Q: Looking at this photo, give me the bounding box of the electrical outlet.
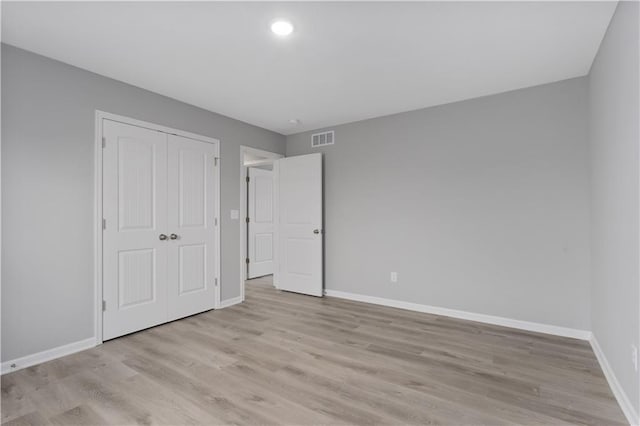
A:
[632,345,638,372]
[390,272,398,283]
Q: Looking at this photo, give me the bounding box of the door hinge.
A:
[102,137,106,148]
[245,217,250,223]
[102,218,106,230]
[246,258,250,264]
[102,300,106,312]
[246,176,250,183]
[214,157,218,167]
[214,278,218,287]
[214,217,218,226]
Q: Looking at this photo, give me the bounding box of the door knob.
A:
[313,229,320,234]
[159,234,168,241]
[170,233,178,240]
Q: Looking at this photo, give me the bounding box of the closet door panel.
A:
[102,119,169,340]
[167,134,218,320]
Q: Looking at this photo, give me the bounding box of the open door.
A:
[275,153,323,297]
[248,167,275,278]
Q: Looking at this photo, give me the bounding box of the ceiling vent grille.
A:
[311,130,334,148]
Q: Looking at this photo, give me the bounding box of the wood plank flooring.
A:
[2,276,627,425]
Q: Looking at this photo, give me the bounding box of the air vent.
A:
[311,130,334,148]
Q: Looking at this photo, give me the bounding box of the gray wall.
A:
[588,1,640,417]
[1,44,285,362]
[287,77,591,330]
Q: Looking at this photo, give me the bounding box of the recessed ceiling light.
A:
[271,20,294,36]
[288,119,301,125]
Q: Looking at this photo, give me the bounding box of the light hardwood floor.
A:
[2,276,627,425]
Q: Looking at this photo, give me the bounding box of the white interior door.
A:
[102,117,219,341]
[248,167,275,278]
[276,153,323,297]
[167,134,218,321]
[103,119,169,340]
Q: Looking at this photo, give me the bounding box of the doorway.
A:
[239,146,283,301]
[239,147,325,301]
[247,165,276,279]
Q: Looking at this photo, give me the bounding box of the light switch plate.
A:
[230,209,239,220]
[390,272,398,283]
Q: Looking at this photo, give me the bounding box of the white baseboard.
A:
[2,295,245,375]
[590,336,639,426]
[1,337,96,375]
[0,295,634,426]
[327,289,638,424]
[218,296,243,309]
[324,289,592,340]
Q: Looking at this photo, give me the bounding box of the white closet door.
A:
[166,134,218,321]
[276,153,323,297]
[248,167,275,278]
[103,120,169,340]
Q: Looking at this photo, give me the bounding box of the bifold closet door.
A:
[102,119,169,340]
[166,134,217,321]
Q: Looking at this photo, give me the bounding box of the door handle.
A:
[313,229,321,234]
[170,233,178,240]
[159,234,168,241]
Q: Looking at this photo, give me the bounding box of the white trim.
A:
[97,111,220,146]
[94,112,103,346]
[590,335,639,426]
[244,158,276,167]
[213,146,221,309]
[94,110,221,344]
[272,159,280,290]
[1,338,96,375]
[218,296,243,309]
[239,146,283,302]
[324,289,592,340]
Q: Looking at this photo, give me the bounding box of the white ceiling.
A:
[2,1,616,135]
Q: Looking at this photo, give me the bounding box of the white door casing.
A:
[101,115,219,341]
[248,167,275,278]
[102,119,169,340]
[276,153,323,297]
[167,134,218,321]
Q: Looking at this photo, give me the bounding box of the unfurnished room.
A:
[1,1,639,425]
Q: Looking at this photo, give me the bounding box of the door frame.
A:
[94,110,221,345]
[247,167,275,280]
[239,146,283,302]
